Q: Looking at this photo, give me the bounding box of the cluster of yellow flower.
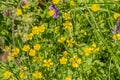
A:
[83,43,100,56]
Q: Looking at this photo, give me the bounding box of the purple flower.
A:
[49,4,59,19]
[20,0,27,6]
[3,11,9,17]
[113,16,120,34]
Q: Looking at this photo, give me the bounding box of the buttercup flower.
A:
[32,71,42,79]
[16,9,22,16]
[43,59,53,67]
[33,44,41,51]
[52,0,60,4]
[3,71,11,78]
[64,77,72,80]
[91,4,99,12]
[113,13,120,19]
[59,57,67,64]
[29,49,36,57]
[22,44,30,52]
[49,4,59,18]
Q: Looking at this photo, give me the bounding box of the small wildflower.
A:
[38,25,45,33]
[52,0,60,4]
[63,21,72,29]
[70,55,81,68]
[114,0,119,2]
[22,4,28,9]
[32,26,39,35]
[16,9,22,16]
[113,13,120,19]
[113,33,120,40]
[4,46,10,51]
[80,29,87,35]
[22,45,30,52]
[59,57,67,64]
[29,49,36,57]
[54,27,59,34]
[3,71,11,78]
[66,39,75,47]
[19,72,27,79]
[43,59,53,67]
[9,77,15,80]
[83,47,92,56]
[33,44,41,51]
[26,33,33,40]
[11,47,20,56]
[70,1,75,6]
[62,11,71,20]
[64,77,72,80]
[57,37,66,43]
[32,71,42,79]
[91,4,99,12]
[49,4,59,18]
[7,54,14,61]
[63,51,68,56]
[48,10,54,16]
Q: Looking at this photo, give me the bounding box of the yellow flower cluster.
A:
[48,10,54,16]
[70,55,81,68]
[22,43,41,57]
[113,33,120,40]
[63,21,72,29]
[19,72,27,79]
[70,0,75,6]
[65,77,72,80]
[83,43,100,56]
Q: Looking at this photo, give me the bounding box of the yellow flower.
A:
[43,59,53,67]
[66,39,75,47]
[54,27,59,34]
[114,0,119,2]
[69,55,81,68]
[92,43,96,48]
[7,54,14,61]
[19,72,27,79]
[59,57,67,64]
[22,44,30,52]
[62,11,71,20]
[52,0,60,4]
[9,77,14,80]
[4,46,10,51]
[32,26,39,35]
[113,13,120,19]
[113,33,120,40]
[91,4,99,12]
[3,71,11,78]
[32,71,42,79]
[63,21,72,29]
[83,47,92,56]
[29,49,36,57]
[32,56,43,63]
[26,33,33,40]
[48,10,54,16]
[11,47,20,56]
[22,4,29,9]
[38,25,45,33]
[70,1,75,6]
[16,9,22,16]
[63,51,68,56]
[57,37,66,43]
[33,44,41,51]
[64,77,72,80]
[80,29,87,35]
